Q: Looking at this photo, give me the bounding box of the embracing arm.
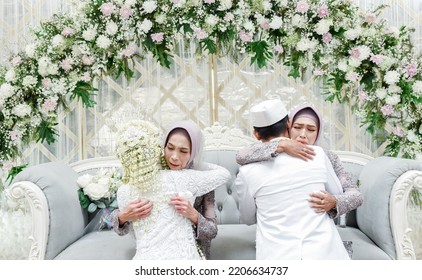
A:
[325,150,363,218]
[194,191,218,241]
[236,140,315,166]
[175,162,231,197]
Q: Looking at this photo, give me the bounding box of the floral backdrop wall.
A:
[0,0,421,259]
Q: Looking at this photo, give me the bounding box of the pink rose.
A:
[100,2,115,16]
[358,91,369,101]
[381,104,394,116]
[195,29,208,40]
[370,55,384,65]
[151,32,164,43]
[404,63,418,78]
[120,6,133,19]
[296,1,310,14]
[322,33,332,44]
[239,31,252,43]
[317,5,329,18]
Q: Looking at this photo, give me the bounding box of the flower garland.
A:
[0,0,421,185]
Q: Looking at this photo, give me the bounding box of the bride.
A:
[115,120,230,260]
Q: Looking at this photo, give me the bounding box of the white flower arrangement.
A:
[0,0,421,180]
[77,168,122,213]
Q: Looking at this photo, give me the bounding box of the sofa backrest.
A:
[13,162,88,260]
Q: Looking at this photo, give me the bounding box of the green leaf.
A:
[199,38,217,54]
[6,163,28,184]
[109,199,118,208]
[36,120,59,145]
[70,81,97,108]
[246,40,273,68]
[78,190,90,209]
[96,201,106,209]
[143,36,172,68]
[88,203,98,213]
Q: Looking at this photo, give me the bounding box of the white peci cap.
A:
[250,99,288,128]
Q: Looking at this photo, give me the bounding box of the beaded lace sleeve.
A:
[236,142,278,165]
[168,162,231,197]
[325,150,363,218]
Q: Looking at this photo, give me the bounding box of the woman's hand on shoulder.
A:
[170,195,199,225]
[118,199,153,225]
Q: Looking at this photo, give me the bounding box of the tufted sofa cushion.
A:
[203,150,241,224]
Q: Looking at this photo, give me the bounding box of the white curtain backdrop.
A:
[0,0,421,259]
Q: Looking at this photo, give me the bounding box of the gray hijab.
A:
[164,120,204,169]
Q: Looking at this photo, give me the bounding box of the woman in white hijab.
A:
[110,120,226,259]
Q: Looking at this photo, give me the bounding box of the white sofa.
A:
[9,123,422,260]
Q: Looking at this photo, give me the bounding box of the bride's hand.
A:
[118,199,153,225]
[170,195,199,225]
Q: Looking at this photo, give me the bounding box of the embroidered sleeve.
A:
[171,162,231,197]
[325,150,364,218]
[109,208,131,236]
[195,191,218,241]
[236,142,278,165]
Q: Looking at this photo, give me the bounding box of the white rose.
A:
[155,14,166,24]
[385,94,400,106]
[263,0,272,11]
[376,88,387,99]
[12,103,31,117]
[0,83,15,99]
[5,69,16,82]
[315,19,330,35]
[38,57,49,76]
[22,76,38,88]
[344,28,361,40]
[412,80,422,94]
[384,70,400,85]
[348,57,361,68]
[96,35,112,49]
[97,177,110,187]
[84,183,109,201]
[25,44,36,58]
[388,85,402,94]
[219,0,232,10]
[269,16,283,30]
[244,21,254,31]
[77,174,93,188]
[143,1,157,13]
[296,38,317,52]
[125,0,137,6]
[406,130,419,143]
[139,19,152,33]
[48,63,59,76]
[338,59,348,72]
[106,21,118,36]
[82,28,97,41]
[291,15,306,28]
[205,15,219,26]
[52,34,65,48]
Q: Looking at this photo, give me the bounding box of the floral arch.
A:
[0,0,421,181]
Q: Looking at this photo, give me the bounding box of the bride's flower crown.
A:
[115,120,164,192]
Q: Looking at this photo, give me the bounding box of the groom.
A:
[235,99,349,260]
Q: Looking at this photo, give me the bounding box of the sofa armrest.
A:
[11,162,87,260]
[9,181,49,260]
[390,170,422,259]
[356,156,422,260]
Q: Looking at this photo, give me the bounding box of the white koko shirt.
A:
[236,146,350,260]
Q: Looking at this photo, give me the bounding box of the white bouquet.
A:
[77,168,122,213]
